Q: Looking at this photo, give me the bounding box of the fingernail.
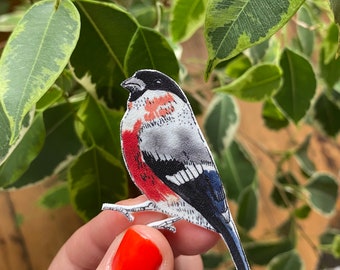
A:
[111,228,162,270]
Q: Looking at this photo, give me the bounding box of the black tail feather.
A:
[219,218,250,270]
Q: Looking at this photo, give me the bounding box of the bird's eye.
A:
[154,79,162,84]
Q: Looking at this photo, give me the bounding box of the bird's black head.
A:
[121,69,187,102]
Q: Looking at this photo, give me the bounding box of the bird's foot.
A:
[147,217,181,233]
[102,200,156,222]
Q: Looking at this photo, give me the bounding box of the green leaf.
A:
[15,213,24,227]
[71,0,178,108]
[204,94,239,156]
[313,92,340,137]
[274,48,316,123]
[225,54,252,79]
[0,114,45,187]
[237,185,258,231]
[0,108,35,165]
[129,0,157,28]
[320,228,340,245]
[268,250,303,270]
[170,0,207,42]
[9,101,82,188]
[216,140,256,201]
[271,172,299,208]
[296,6,314,57]
[202,252,225,268]
[320,229,340,258]
[75,95,123,158]
[294,134,316,176]
[245,238,294,265]
[68,146,128,221]
[321,23,339,65]
[0,105,21,163]
[277,218,296,240]
[36,85,63,112]
[262,98,289,130]
[304,172,338,215]
[204,0,304,77]
[124,26,179,80]
[0,0,80,144]
[38,182,70,209]
[330,0,340,25]
[185,91,203,115]
[294,204,311,219]
[71,0,135,107]
[320,40,340,90]
[332,235,340,258]
[249,39,270,64]
[215,64,282,101]
[55,68,77,94]
[262,37,282,64]
[0,10,25,32]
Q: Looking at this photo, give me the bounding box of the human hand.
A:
[49,195,220,270]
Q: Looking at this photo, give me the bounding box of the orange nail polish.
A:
[111,228,162,270]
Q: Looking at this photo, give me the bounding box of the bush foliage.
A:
[0,0,339,268]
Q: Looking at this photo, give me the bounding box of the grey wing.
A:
[139,122,217,184]
[140,121,228,217]
[140,123,213,162]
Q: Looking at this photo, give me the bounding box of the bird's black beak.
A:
[121,76,145,93]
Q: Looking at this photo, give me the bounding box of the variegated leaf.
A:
[0,0,80,147]
[204,0,304,78]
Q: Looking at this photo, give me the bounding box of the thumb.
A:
[97,225,174,270]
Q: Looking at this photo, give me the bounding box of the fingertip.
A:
[98,225,174,270]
